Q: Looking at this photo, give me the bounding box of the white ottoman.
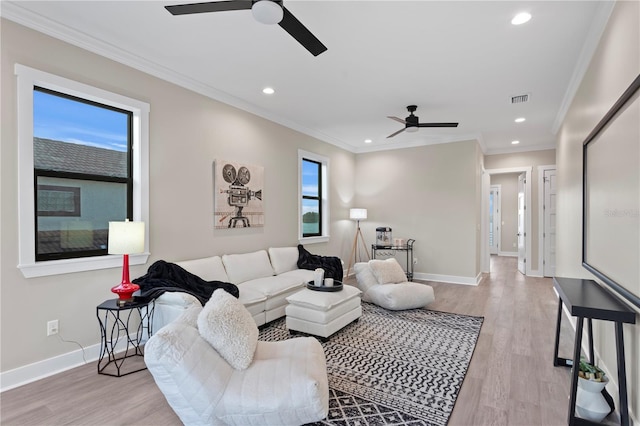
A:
[285,284,362,339]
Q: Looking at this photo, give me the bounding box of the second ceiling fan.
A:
[387,105,458,138]
[165,0,327,56]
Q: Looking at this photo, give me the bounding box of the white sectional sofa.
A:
[153,247,318,331]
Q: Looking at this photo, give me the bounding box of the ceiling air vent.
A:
[511,93,530,104]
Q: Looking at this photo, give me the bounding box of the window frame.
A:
[298,150,329,244]
[15,64,150,278]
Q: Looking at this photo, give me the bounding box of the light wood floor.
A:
[1,256,578,425]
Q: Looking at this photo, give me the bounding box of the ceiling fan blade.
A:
[165,1,252,15]
[417,122,459,128]
[387,128,406,138]
[387,116,407,124]
[279,7,327,56]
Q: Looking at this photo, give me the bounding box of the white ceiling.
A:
[2,1,613,154]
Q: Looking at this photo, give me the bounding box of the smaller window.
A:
[302,159,322,237]
[298,150,329,244]
[37,185,81,216]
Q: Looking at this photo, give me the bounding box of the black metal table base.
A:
[97,298,154,377]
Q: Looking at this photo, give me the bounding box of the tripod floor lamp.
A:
[346,208,370,278]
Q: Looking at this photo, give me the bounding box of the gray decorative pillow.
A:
[369,258,407,284]
[197,289,258,370]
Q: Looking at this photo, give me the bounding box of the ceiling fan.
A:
[387,105,459,138]
[165,0,327,56]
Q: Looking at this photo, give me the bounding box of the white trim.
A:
[498,251,518,257]
[0,329,148,392]
[551,2,615,134]
[484,143,556,156]
[485,167,533,276]
[537,165,556,278]
[298,150,330,244]
[14,64,150,277]
[416,272,483,286]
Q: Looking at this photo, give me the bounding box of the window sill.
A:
[18,252,150,278]
[299,236,330,245]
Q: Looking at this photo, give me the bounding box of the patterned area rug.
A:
[258,303,483,426]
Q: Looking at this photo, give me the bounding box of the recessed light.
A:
[515,117,526,123]
[511,12,531,25]
[364,139,372,144]
[262,87,275,95]
[511,140,520,145]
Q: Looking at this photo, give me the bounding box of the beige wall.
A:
[485,149,555,272]
[0,19,356,372]
[354,140,482,280]
[490,173,519,253]
[556,0,639,419]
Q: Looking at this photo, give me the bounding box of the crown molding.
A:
[551,1,615,135]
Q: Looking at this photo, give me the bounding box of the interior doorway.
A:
[517,173,526,274]
[489,185,501,255]
[483,167,532,275]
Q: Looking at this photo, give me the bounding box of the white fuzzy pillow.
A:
[369,258,407,284]
[197,289,258,370]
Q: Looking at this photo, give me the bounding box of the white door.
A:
[543,169,557,277]
[517,173,526,274]
[489,185,500,255]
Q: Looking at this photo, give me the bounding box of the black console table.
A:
[552,277,636,426]
[371,239,415,281]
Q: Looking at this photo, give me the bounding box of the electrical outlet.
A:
[47,320,59,336]
[413,257,418,265]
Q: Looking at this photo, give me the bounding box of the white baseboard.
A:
[415,272,482,286]
[1,343,100,392]
[498,251,518,257]
[0,332,146,393]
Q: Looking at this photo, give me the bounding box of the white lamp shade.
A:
[108,221,145,255]
[405,126,418,133]
[252,0,283,25]
[350,208,367,220]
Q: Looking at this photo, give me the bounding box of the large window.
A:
[298,150,329,243]
[33,87,132,261]
[16,64,150,277]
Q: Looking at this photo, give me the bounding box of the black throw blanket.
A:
[133,260,239,306]
[297,244,344,281]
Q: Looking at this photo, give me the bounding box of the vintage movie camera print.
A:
[214,160,264,229]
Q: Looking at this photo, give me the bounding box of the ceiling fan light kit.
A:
[252,0,283,24]
[386,105,459,138]
[165,0,327,56]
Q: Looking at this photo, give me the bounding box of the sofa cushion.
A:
[367,282,435,311]
[197,289,259,370]
[369,258,407,284]
[268,247,299,275]
[241,274,306,299]
[175,256,229,282]
[222,250,274,284]
[286,285,361,312]
[277,268,316,283]
[353,262,378,302]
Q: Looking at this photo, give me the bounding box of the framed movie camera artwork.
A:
[214,160,264,229]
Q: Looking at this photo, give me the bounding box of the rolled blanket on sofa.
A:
[297,244,344,281]
[133,260,239,305]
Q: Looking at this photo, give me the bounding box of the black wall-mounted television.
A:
[582,73,640,310]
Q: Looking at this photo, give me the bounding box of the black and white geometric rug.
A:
[259,303,484,426]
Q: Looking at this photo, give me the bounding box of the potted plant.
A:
[576,359,610,423]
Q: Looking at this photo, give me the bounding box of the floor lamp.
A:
[346,208,370,279]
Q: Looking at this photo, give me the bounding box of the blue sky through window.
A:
[302,159,320,215]
[33,89,129,152]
